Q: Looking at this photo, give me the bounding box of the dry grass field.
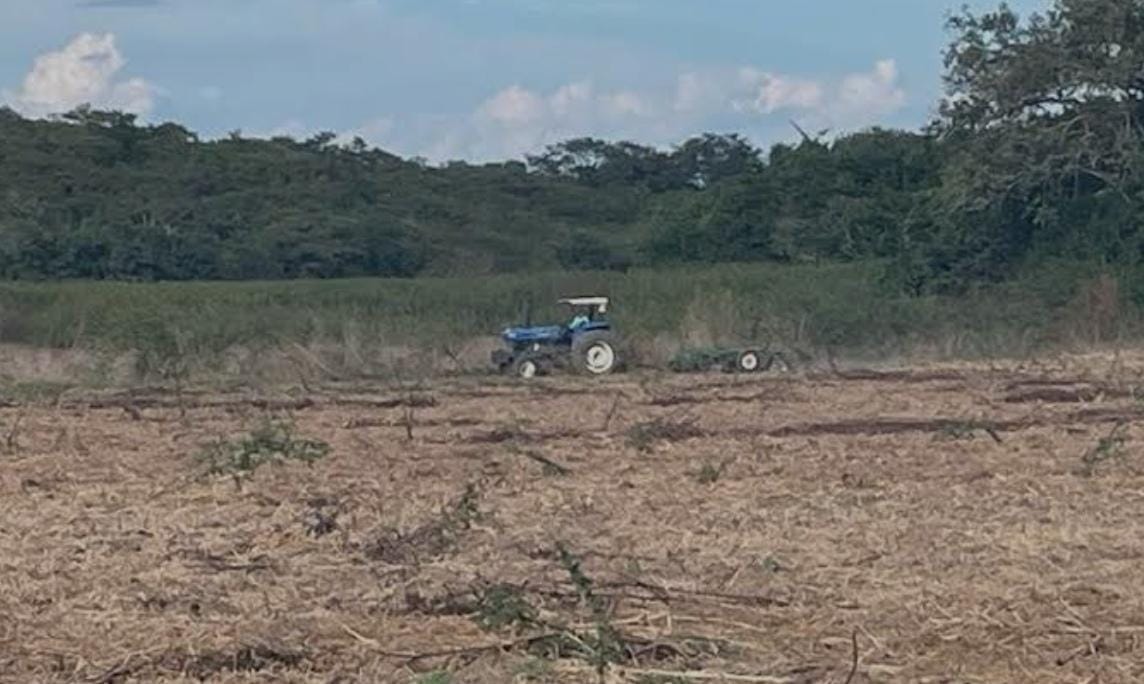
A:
[3,353,1144,683]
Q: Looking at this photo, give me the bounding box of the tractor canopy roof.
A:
[559,297,609,314]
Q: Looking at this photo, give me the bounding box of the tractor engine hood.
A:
[502,325,565,344]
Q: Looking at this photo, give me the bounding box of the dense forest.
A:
[1,0,1142,294]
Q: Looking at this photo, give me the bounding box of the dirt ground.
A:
[3,352,1144,683]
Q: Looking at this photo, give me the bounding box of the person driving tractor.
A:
[569,312,591,329]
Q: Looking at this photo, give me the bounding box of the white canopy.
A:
[559,297,609,313]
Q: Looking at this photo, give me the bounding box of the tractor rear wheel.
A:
[572,331,620,375]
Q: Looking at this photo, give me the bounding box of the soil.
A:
[3,352,1144,683]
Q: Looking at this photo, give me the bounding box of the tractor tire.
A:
[571,331,621,376]
[513,354,543,379]
[736,349,763,373]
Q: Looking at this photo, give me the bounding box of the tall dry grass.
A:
[0,259,1140,386]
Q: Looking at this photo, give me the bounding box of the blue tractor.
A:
[492,297,621,378]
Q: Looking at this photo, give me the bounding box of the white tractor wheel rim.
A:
[585,343,616,374]
[740,353,760,371]
[519,360,538,378]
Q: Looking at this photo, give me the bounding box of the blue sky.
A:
[0,0,1048,161]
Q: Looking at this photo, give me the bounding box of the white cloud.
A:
[674,59,909,140]
[602,90,650,117]
[549,82,592,118]
[450,80,661,159]
[2,33,157,117]
[687,59,907,127]
[476,85,547,125]
[836,59,906,118]
[341,59,909,162]
[734,67,825,114]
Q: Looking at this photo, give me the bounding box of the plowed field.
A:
[4,354,1144,683]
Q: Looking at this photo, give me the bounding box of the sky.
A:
[0,0,1049,162]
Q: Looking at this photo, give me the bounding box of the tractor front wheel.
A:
[513,355,543,379]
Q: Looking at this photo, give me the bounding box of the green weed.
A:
[758,555,783,574]
[197,418,330,477]
[557,544,626,671]
[695,459,731,484]
[465,544,632,676]
[474,584,537,632]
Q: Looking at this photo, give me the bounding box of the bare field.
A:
[3,354,1144,683]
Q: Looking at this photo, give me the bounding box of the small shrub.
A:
[197,419,330,477]
[758,554,783,573]
[465,545,669,676]
[557,544,627,670]
[695,459,730,484]
[415,672,452,684]
[365,484,482,564]
[475,583,537,631]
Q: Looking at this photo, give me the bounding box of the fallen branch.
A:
[54,393,436,412]
[843,629,859,684]
[83,396,317,411]
[519,449,571,476]
[91,658,140,684]
[602,392,623,431]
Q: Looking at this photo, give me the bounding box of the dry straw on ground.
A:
[2,352,1144,682]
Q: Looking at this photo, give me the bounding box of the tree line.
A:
[0,0,1140,294]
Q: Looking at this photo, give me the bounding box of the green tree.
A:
[927,0,1144,289]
